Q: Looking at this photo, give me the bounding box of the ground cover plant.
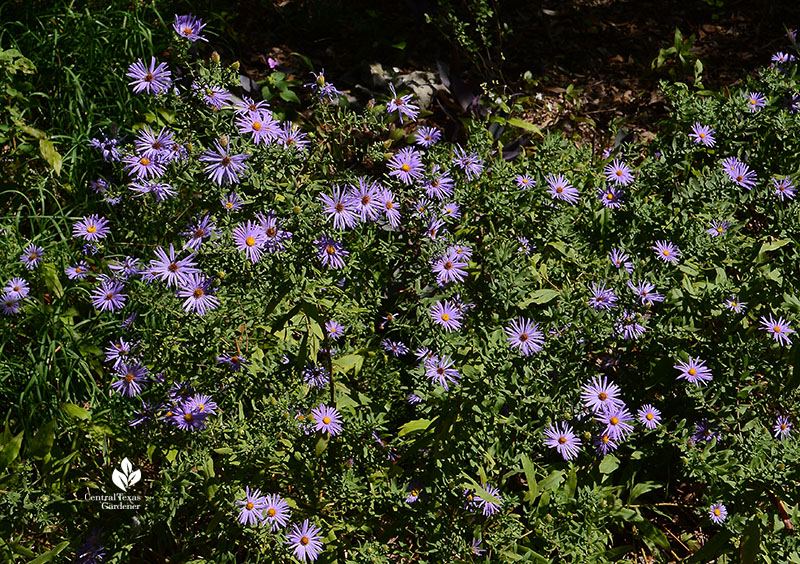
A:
[1,6,800,564]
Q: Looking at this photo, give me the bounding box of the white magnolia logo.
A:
[112,458,141,491]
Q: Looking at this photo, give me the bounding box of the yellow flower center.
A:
[326,245,335,255]
[775,326,782,333]
[441,313,449,321]
[616,170,623,176]
[386,201,393,210]
[87,225,97,233]
[193,288,204,298]
[713,508,721,515]
[663,250,670,256]
[699,133,706,138]
[646,413,654,420]
[606,193,614,200]
[556,186,563,193]
[245,236,256,246]
[184,27,193,35]
[267,508,276,517]
[300,536,310,546]
[75,267,82,273]
[401,164,410,172]
[602,435,610,443]
[125,373,134,382]
[322,416,331,424]
[225,202,234,209]
[252,122,262,131]
[246,502,254,510]
[688,368,696,376]
[140,157,150,165]
[610,417,619,425]
[184,413,193,421]
[558,436,567,444]
[716,227,723,232]
[198,404,205,411]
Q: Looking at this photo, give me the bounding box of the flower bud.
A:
[211,51,220,63]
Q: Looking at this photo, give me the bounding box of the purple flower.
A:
[637,404,662,429]
[515,174,535,189]
[148,244,200,288]
[314,234,348,269]
[302,365,330,389]
[325,320,345,340]
[199,142,250,185]
[123,153,166,180]
[707,220,730,237]
[616,310,646,340]
[674,356,713,386]
[0,294,21,316]
[474,484,502,517]
[236,110,280,145]
[598,186,624,208]
[72,215,110,242]
[126,57,171,95]
[91,279,127,312]
[177,273,219,316]
[774,415,792,441]
[236,487,268,526]
[194,83,232,110]
[626,280,664,306]
[430,299,463,332]
[129,400,156,427]
[423,166,455,200]
[88,129,122,162]
[709,503,728,524]
[471,538,486,556]
[759,314,794,346]
[311,404,342,436]
[221,192,244,212]
[173,14,207,42]
[729,161,757,190]
[170,401,209,431]
[129,180,176,201]
[505,317,544,356]
[723,295,746,313]
[379,188,401,227]
[257,210,293,253]
[182,214,216,250]
[425,354,460,390]
[388,147,424,185]
[236,96,269,115]
[453,146,484,180]
[319,184,359,230]
[543,422,582,461]
[382,339,409,357]
[3,277,29,299]
[110,362,149,397]
[217,354,248,372]
[772,176,796,201]
[609,248,633,273]
[306,68,344,102]
[603,159,633,186]
[772,51,796,64]
[348,177,382,222]
[652,240,680,264]
[593,434,619,456]
[286,520,324,562]
[432,249,468,286]
[104,338,136,368]
[596,405,634,441]
[691,420,719,443]
[580,376,625,414]
[588,282,618,310]
[546,173,580,204]
[689,123,716,147]
[232,221,268,263]
[186,393,216,415]
[425,217,445,239]
[278,122,310,151]
[134,126,175,159]
[386,83,419,123]
[65,262,90,280]
[262,494,291,531]
[109,256,141,279]
[745,91,766,112]
[414,125,441,147]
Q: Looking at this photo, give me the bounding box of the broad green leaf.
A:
[686,530,734,563]
[0,430,23,471]
[398,418,433,437]
[599,454,620,474]
[39,138,62,175]
[506,117,543,137]
[29,419,56,459]
[520,454,538,503]
[528,289,560,305]
[61,403,90,421]
[740,521,761,564]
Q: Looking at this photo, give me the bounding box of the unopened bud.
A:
[211,51,220,64]
[231,61,240,71]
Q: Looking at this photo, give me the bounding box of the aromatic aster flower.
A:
[652,240,680,264]
[709,503,728,524]
[515,174,535,189]
[129,400,156,427]
[88,177,108,193]
[217,354,248,372]
[348,177,382,222]
[129,180,176,201]
[126,57,171,95]
[3,278,29,299]
[430,300,463,332]
[593,434,618,456]
[674,356,713,386]
[123,153,166,180]
[388,147,424,185]
[72,215,110,242]
[302,365,330,389]
[0,294,20,316]
[425,217,445,239]
[256,210,293,253]
[109,256,141,279]
[319,184,359,230]
[474,483,502,517]
[626,280,664,306]
[88,129,122,162]
[286,520,324,562]
[221,192,244,212]
[598,186,624,208]
[170,401,209,431]
[314,234,348,269]
[91,279,127,312]
[637,404,662,429]
[325,320,345,340]
[311,404,342,436]
[774,415,792,441]
[580,376,625,413]
[110,361,149,397]
[723,295,746,313]
[65,261,90,280]
[609,248,633,273]
[379,188,401,228]
[588,282,618,310]
[386,83,419,123]
[177,273,220,316]
[616,310,646,339]
[425,355,460,390]
[134,126,175,159]
[233,220,268,264]
[199,142,250,185]
[408,393,422,404]
[182,214,216,250]
[759,314,794,346]
[236,487,268,527]
[382,339,409,356]
[729,161,757,190]
[414,125,441,147]
[745,91,766,112]
[278,122,310,151]
[691,420,719,443]
[707,220,730,237]
[603,159,633,186]
[262,494,291,531]
[236,109,280,145]
[453,146,484,180]
[470,538,486,556]
[772,51,796,64]
[772,176,796,201]
[306,68,344,102]
[689,123,715,146]
[423,166,455,200]
[546,173,580,204]
[505,317,544,356]
[543,422,582,461]
[149,244,200,288]
[596,405,634,441]
[173,14,207,42]
[105,338,135,368]
[432,249,468,286]
[194,83,232,110]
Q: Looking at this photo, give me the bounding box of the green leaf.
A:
[39,138,62,175]
[333,354,365,375]
[29,419,56,459]
[520,454,538,503]
[528,289,560,305]
[561,467,577,501]
[315,435,329,456]
[398,418,433,437]
[740,521,761,564]
[279,89,301,104]
[537,470,564,491]
[27,541,70,564]
[506,117,543,137]
[638,521,670,551]
[40,263,64,299]
[599,454,620,474]
[628,481,662,504]
[686,530,734,563]
[0,430,23,471]
[61,403,90,421]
